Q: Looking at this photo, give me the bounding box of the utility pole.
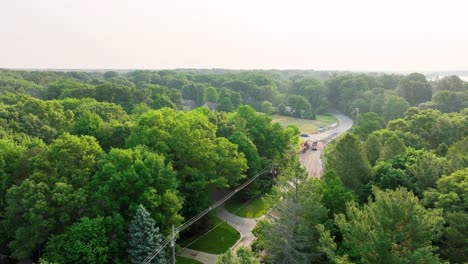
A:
[355,108,359,126]
[171,225,176,264]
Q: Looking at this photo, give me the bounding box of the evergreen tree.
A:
[380,134,406,161]
[325,133,373,193]
[256,179,327,263]
[365,133,382,166]
[128,205,166,264]
[217,247,260,264]
[322,187,444,263]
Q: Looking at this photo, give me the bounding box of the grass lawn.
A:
[180,217,240,254]
[176,256,202,264]
[225,195,268,218]
[272,114,337,133]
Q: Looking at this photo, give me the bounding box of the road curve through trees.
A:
[299,110,353,178]
[180,110,353,263]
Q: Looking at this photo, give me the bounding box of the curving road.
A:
[180,110,352,263]
[179,249,218,263]
[216,205,263,252]
[299,110,353,178]
[179,205,262,264]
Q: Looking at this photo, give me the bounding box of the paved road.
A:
[179,248,218,264]
[217,206,257,237]
[178,205,261,264]
[179,110,352,263]
[299,110,353,178]
[216,205,262,252]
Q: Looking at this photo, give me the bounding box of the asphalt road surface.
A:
[299,110,353,178]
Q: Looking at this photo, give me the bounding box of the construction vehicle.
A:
[311,141,318,151]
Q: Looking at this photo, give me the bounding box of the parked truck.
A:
[311,141,318,151]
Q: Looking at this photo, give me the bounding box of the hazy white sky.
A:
[1,0,467,71]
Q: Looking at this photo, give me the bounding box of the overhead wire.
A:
[176,174,276,256]
[141,162,277,264]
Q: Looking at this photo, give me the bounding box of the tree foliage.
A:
[397,73,432,106]
[334,188,444,264]
[325,133,373,192]
[43,217,109,264]
[128,205,166,264]
[217,247,260,264]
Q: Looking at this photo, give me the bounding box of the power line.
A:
[176,178,273,256]
[141,163,275,264]
[142,137,334,263]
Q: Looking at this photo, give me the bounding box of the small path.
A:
[178,205,260,264]
[216,206,257,237]
[216,205,261,251]
[179,249,218,264]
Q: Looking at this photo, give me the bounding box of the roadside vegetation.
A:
[225,195,269,218]
[272,114,336,133]
[176,256,202,264]
[0,69,466,263]
[180,217,240,254]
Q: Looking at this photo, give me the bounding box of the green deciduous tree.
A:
[127,108,247,218]
[0,138,26,212]
[229,131,261,177]
[373,157,414,194]
[353,112,385,140]
[205,86,218,102]
[287,95,311,118]
[382,95,410,121]
[95,82,135,111]
[434,75,465,92]
[261,100,276,115]
[42,217,109,264]
[397,73,432,106]
[320,170,355,218]
[45,79,95,100]
[91,146,183,231]
[218,96,235,112]
[182,83,206,106]
[290,77,328,114]
[426,90,468,113]
[73,111,103,137]
[2,134,102,259]
[0,94,74,143]
[424,168,467,212]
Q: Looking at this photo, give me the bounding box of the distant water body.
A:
[430,75,468,81]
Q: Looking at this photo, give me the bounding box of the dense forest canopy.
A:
[0,69,466,263]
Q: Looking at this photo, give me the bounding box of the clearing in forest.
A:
[271,114,337,134]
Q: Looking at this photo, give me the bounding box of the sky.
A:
[1,0,467,71]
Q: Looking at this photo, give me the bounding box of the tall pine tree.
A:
[380,134,406,161]
[128,205,166,264]
[365,133,382,166]
[325,133,373,193]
